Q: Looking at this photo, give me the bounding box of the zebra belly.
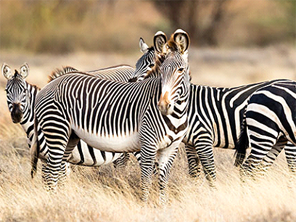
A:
[73,126,140,153]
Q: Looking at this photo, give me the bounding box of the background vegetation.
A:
[0,0,295,54]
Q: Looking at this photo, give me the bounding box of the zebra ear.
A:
[173,29,190,53]
[2,63,13,80]
[154,31,167,53]
[139,37,149,54]
[20,63,29,79]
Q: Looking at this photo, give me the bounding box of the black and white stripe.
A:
[183,80,295,184]
[234,81,296,179]
[31,29,191,203]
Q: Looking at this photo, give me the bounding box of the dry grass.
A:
[0,47,296,221]
[1,133,296,222]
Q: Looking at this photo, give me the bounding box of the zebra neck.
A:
[20,83,39,143]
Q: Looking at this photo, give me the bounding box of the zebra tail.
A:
[30,116,40,178]
[234,116,248,167]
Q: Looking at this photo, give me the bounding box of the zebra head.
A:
[2,63,30,123]
[157,29,190,116]
[129,37,157,82]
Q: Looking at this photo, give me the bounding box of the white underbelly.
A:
[72,126,140,152]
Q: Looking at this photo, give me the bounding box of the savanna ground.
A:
[0,45,295,222]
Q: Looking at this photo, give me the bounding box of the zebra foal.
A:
[235,81,296,179]
[31,29,191,203]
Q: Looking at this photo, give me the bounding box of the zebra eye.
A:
[149,64,154,68]
[178,68,184,73]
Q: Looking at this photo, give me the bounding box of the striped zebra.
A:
[30,29,191,203]
[234,81,296,179]
[2,37,155,174]
[133,67,295,186]
[184,80,296,185]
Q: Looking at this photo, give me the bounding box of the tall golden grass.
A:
[0,47,296,221]
[1,122,296,221]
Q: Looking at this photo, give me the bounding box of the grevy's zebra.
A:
[2,37,155,171]
[134,62,295,186]
[235,81,296,179]
[31,29,191,203]
[184,81,296,185]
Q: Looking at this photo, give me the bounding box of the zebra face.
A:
[157,29,190,116]
[5,76,28,123]
[2,63,29,123]
[158,52,190,115]
[129,38,156,82]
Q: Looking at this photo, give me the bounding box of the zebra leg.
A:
[131,151,158,175]
[195,143,216,187]
[284,142,296,182]
[240,136,277,181]
[113,153,130,168]
[58,132,80,186]
[58,162,71,186]
[41,163,47,186]
[42,123,71,191]
[158,143,179,204]
[133,151,141,166]
[44,149,67,191]
[257,137,287,177]
[140,146,157,202]
[185,144,201,178]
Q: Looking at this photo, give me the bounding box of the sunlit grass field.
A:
[0,47,295,221]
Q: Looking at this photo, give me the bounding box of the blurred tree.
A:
[279,0,296,43]
[152,0,231,46]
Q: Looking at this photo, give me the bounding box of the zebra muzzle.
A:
[158,92,173,115]
[11,103,23,123]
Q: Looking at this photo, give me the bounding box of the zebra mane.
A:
[166,35,179,52]
[144,35,180,80]
[48,66,79,82]
[144,54,165,80]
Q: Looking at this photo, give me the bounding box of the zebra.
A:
[132,66,296,186]
[30,29,191,203]
[234,81,296,180]
[2,37,156,174]
[2,64,131,178]
[183,81,296,185]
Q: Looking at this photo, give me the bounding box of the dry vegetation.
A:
[0,45,295,221]
[0,0,294,53]
[0,118,296,222]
